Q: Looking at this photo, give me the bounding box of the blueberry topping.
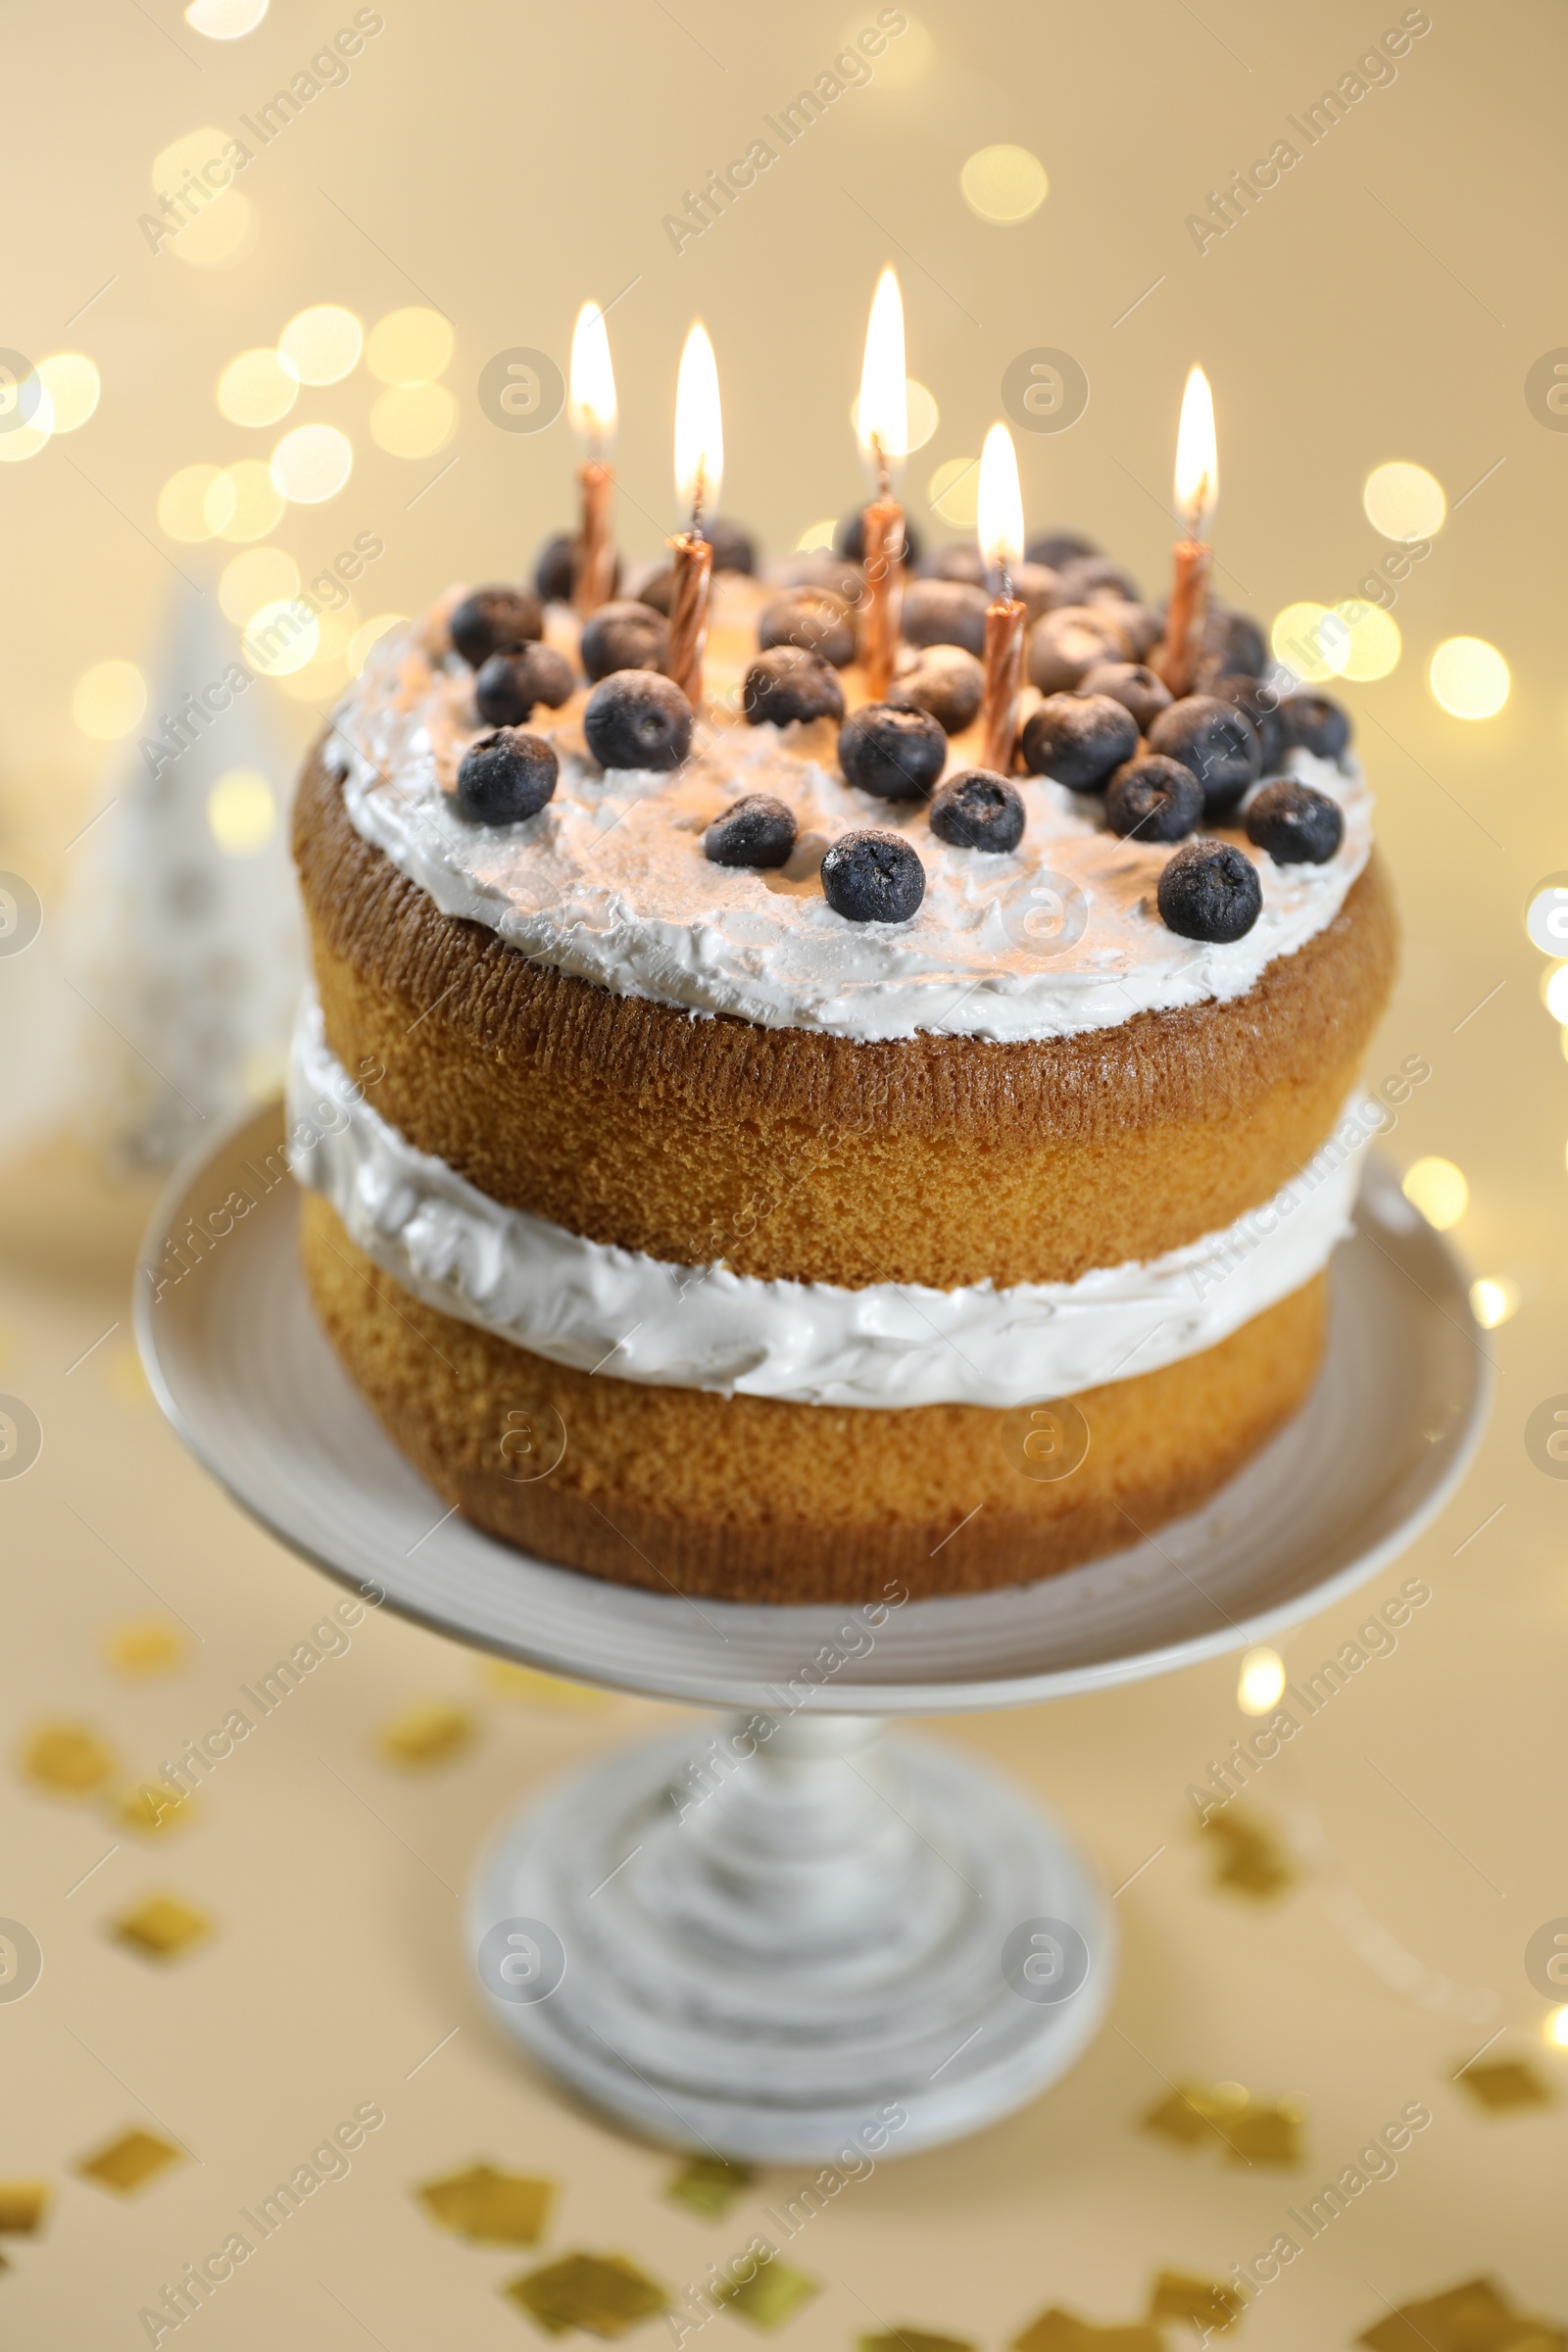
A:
[449,586,543,668]
[921,543,991,587]
[758,587,856,669]
[704,793,798,869]
[705,515,758,575]
[1146,695,1262,812]
[1104,755,1203,843]
[1013,562,1062,621]
[582,670,692,771]
[533,535,621,605]
[1156,839,1263,943]
[1280,692,1351,760]
[928,768,1026,853]
[742,646,846,727]
[1019,692,1139,791]
[1027,604,1134,694]
[1211,673,1290,773]
[838,704,948,802]
[1078,661,1172,735]
[633,566,675,616]
[901,577,990,658]
[474,644,575,727]
[580,600,669,684]
[836,511,922,567]
[775,552,865,601]
[1245,779,1345,865]
[820,829,926,923]
[1102,601,1165,661]
[454,729,559,825]
[1026,529,1099,571]
[887,645,985,735]
[1057,554,1142,606]
[1200,603,1267,679]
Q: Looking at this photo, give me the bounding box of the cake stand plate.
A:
[135,1105,1489,2158]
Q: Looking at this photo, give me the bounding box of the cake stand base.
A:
[468,1710,1110,2161]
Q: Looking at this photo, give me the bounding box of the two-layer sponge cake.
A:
[290,556,1396,1603]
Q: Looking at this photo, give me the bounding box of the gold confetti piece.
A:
[0,2181,51,2235]
[22,1721,116,1795]
[418,2163,555,2244]
[379,1701,477,1766]
[104,1620,184,1678]
[1200,1809,1297,1900]
[1148,2274,1245,2333]
[75,2130,183,2195]
[715,2253,817,2331]
[483,1660,611,1709]
[111,1893,213,1961]
[112,1782,196,1837]
[1013,2310,1164,2351]
[1221,2098,1306,2169]
[1358,2275,1568,2352]
[861,2330,977,2352]
[663,2155,754,2219]
[1454,2059,1556,2114]
[505,2252,669,2338]
[1141,2080,1248,2149]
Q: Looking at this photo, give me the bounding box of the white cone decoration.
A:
[66,576,304,1171]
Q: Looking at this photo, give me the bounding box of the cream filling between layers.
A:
[324,607,1373,1048]
[289,994,1373,1412]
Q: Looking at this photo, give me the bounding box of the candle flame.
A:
[1174,363,1217,537]
[568,301,617,442]
[674,319,723,517]
[977,421,1024,574]
[857,267,907,467]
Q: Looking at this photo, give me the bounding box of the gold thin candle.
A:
[1156,365,1217,699]
[666,320,723,708]
[856,267,907,701]
[976,422,1027,774]
[567,301,618,617]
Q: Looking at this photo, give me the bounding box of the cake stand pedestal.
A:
[135,1106,1489,2161]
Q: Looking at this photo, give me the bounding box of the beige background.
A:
[2,0,1567,2342]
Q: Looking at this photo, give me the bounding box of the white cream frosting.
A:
[289,993,1374,1411]
[324,609,1373,1047]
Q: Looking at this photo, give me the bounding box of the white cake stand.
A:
[135,1106,1489,2161]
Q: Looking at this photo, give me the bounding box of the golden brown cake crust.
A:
[295,746,1396,1287]
[301,1194,1328,1605]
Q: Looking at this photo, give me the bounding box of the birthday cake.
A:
[289,532,1396,1603]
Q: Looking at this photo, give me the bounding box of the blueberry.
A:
[633,566,674,616]
[836,511,922,567]
[1245,779,1345,865]
[758,587,856,669]
[1014,562,1062,621]
[921,543,990,587]
[1027,604,1134,694]
[838,704,948,802]
[454,729,559,825]
[887,646,984,734]
[901,577,990,657]
[580,600,669,684]
[1078,661,1172,735]
[1211,673,1289,773]
[742,646,846,727]
[775,552,865,601]
[1280,692,1351,760]
[821,829,926,922]
[705,793,798,869]
[928,768,1026,853]
[1146,695,1261,812]
[1057,554,1142,606]
[1104,755,1202,843]
[705,515,758,574]
[1019,693,1139,791]
[1103,602,1165,660]
[1200,603,1268,679]
[474,643,575,727]
[450,586,544,668]
[1156,839,1263,942]
[533,535,621,605]
[1026,529,1099,571]
[583,670,692,771]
